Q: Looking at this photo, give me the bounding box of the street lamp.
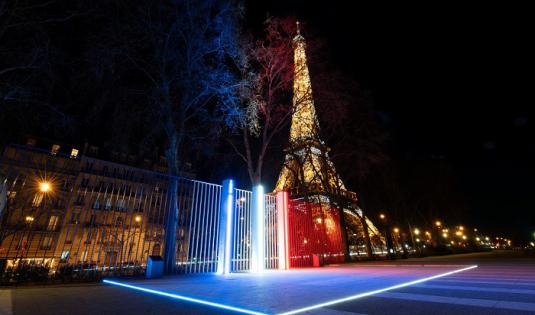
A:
[135,215,142,223]
[393,227,399,233]
[39,181,51,193]
[435,220,441,227]
[413,228,420,235]
[379,213,386,220]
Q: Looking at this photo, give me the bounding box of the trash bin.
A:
[146,255,163,278]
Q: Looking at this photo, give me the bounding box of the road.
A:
[1,250,534,315]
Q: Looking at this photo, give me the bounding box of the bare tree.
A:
[94,0,245,273]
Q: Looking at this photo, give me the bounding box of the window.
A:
[41,236,53,250]
[16,236,28,250]
[80,178,89,188]
[115,217,123,227]
[75,194,84,205]
[70,148,79,159]
[65,230,74,244]
[105,198,112,210]
[51,144,61,155]
[117,199,125,211]
[7,191,16,200]
[92,199,100,209]
[88,214,96,226]
[60,250,70,261]
[81,250,88,262]
[32,193,43,207]
[70,209,81,224]
[47,215,59,231]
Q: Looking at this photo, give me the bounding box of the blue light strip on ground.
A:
[277,265,479,315]
[102,279,267,315]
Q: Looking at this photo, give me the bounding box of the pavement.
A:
[1,250,534,315]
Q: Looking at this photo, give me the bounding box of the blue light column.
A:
[251,185,265,272]
[217,179,235,274]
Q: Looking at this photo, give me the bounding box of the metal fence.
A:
[0,145,287,284]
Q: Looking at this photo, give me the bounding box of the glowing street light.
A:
[442,233,448,238]
[379,213,386,220]
[459,226,464,231]
[413,228,420,235]
[135,215,142,223]
[435,220,441,227]
[39,181,51,193]
[393,227,399,233]
[462,235,467,240]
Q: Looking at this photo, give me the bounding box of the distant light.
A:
[39,182,51,193]
[459,226,464,231]
[393,227,399,233]
[379,214,386,220]
[135,215,142,223]
[435,221,441,227]
[416,238,420,242]
[476,237,481,241]
[462,235,467,240]
[25,216,34,223]
[413,228,420,235]
[70,148,79,159]
[455,231,462,236]
[485,236,490,241]
[442,233,448,238]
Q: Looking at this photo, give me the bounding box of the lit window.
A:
[7,191,17,200]
[60,250,70,260]
[47,215,59,231]
[41,236,53,249]
[32,193,44,207]
[70,148,79,159]
[51,144,61,155]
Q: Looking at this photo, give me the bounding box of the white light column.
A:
[217,179,235,274]
[251,185,265,272]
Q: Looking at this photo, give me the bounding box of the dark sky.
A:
[246,1,535,241]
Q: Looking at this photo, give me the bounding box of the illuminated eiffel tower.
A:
[274,22,383,258]
[275,22,347,197]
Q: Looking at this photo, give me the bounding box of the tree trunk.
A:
[163,131,179,274]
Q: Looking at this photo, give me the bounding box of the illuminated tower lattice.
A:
[275,22,345,195]
[274,22,383,261]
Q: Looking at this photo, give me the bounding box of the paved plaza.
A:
[1,251,535,315]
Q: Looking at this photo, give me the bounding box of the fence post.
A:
[276,191,289,270]
[251,185,265,273]
[217,179,235,274]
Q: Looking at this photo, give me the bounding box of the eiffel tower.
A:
[275,21,349,199]
[274,22,382,258]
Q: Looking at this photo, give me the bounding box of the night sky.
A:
[2,1,533,242]
[246,2,534,241]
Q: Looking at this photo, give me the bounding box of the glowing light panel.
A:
[102,279,267,315]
